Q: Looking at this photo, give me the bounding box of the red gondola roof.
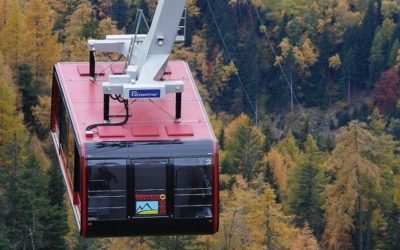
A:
[55,60,215,145]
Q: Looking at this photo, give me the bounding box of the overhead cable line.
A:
[205,0,258,119]
[246,0,305,116]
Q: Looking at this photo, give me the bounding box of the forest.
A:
[0,0,400,249]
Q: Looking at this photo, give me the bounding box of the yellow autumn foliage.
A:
[328,53,341,70]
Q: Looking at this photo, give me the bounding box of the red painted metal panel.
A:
[77,65,105,76]
[54,60,219,236]
[131,125,160,137]
[97,126,125,137]
[55,61,215,144]
[165,124,194,136]
[212,142,219,233]
[111,63,125,74]
[50,76,59,132]
[80,144,87,237]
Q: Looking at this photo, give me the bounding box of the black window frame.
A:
[87,159,128,221]
[54,77,81,194]
[130,159,170,218]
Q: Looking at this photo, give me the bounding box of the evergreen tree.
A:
[46,163,68,249]
[0,196,12,249]
[225,114,265,181]
[384,203,400,249]
[16,64,38,126]
[0,0,27,71]
[112,0,128,29]
[388,39,400,68]
[369,19,396,87]
[357,0,381,88]
[218,126,225,150]
[287,135,325,239]
[1,140,26,248]
[340,27,363,102]
[48,162,65,207]
[0,54,26,154]
[0,0,10,31]
[323,121,384,250]
[369,28,387,86]
[150,236,198,250]
[24,0,61,81]
[308,27,337,106]
[276,131,301,165]
[64,2,100,60]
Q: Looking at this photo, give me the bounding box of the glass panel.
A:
[59,99,67,152]
[134,161,167,216]
[66,118,75,178]
[88,160,127,221]
[174,158,212,218]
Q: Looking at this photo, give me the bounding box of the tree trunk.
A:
[365,208,373,250]
[265,204,273,249]
[355,127,363,250]
[348,78,351,103]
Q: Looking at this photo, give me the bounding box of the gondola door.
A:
[130,159,170,219]
[87,159,128,222]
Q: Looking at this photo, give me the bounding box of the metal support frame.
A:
[104,94,110,122]
[175,92,182,123]
[87,0,187,123]
[89,49,96,81]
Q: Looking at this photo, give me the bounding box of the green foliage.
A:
[389,39,400,67]
[150,235,199,250]
[225,114,265,181]
[112,0,128,29]
[369,19,395,86]
[3,0,400,249]
[16,64,38,126]
[0,0,26,71]
[218,126,225,150]
[287,135,325,239]
[25,0,61,81]
[322,121,387,249]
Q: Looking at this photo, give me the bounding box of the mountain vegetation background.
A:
[0,0,400,249]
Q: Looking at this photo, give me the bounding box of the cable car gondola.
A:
[50,0,219,237]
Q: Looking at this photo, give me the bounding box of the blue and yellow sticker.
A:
[135,194,167,215]
[136,201,159,215]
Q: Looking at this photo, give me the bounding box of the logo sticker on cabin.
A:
[135,194,167,216]
[136,201,159,215]
[129,89,161,98]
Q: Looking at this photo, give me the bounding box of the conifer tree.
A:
[369,19,396,87]
[0,0,10,31]
[150,235,198,250]
[46,161,69,249]
[1,140,27,248]
[0,200,11,249]
[323,121,383,250]
[0,0,27,71]
[112,0,128,29]
[287,134,325,239]
[0,54,26,154]
[218,126,225,150]
[265,148,287,201]
[16,64,37,126]
[388,39,400,68]
[340,28,361,102]
[357,0,381,87]
[24,0,61,82]
[225,114,265,181]
[276,131,301,168]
